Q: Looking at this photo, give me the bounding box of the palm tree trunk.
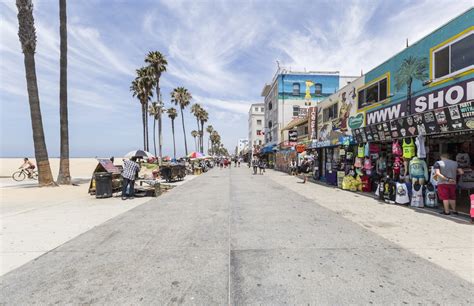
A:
[156,78,162,159]
[23,52,55,186]
[145,102,149,151]
[194,137,197,152]
[153,117,157,158]
[406,78,412,115]
[171,120,176,159]
[57,0,70,185]
[200,121,204,153]
[158,114,162,159]
[180,107,188,155]
[142,103,146,150]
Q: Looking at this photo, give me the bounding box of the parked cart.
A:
[160,165,186,182]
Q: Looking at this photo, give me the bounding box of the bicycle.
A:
[12,168,38,181]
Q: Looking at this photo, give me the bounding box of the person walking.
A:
[299,157,311,184]
[434,153,463,215]
[252,158,258,175]
[259,159,265,175]
[121,157,140,200]
[238,157,241,167]
[289,159,297,176]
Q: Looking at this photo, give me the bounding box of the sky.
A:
[1,0,472,157]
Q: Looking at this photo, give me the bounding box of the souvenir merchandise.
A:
[411,183,424,208]
[402,138,416,159]
[415,135,426,158]
[376,156,387,175]
[409,157,429,184]
[393,157,402,177]
[356,175,363,192]
[354,157,362,168]
[361,175,371,192]
[429,166,438,187]
[364,143,370,157]
[395,182,410,204]
[470,194,474,222]
[357,144,365,158]
[363,157,373,176]
[424,183,438,208]
[392,140,402,156]
[383,179,396,204]
[369,143,380,153]
[459,170,474,189]
[456,152,471,168]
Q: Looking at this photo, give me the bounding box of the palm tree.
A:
[16,0,55,186]
[145,51,167,159]
[136,66,155,151]
[395,56,428,115]
[131,68,154,150]
[210,130,220,156]
[171,87,192,155]
[191,103,202,150]
[57,0,70,185]
[191,130,198,152]
[198,109,208,153]
[148,102,160,158]
[167,107,178,159]
[206,125,213,154]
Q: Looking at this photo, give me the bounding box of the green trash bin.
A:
[95,172,112,198]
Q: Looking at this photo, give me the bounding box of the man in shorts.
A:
[434,153,463,215]
[20,158,35,178]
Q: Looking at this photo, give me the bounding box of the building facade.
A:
[237,138,249,156]
[248,103,265,155]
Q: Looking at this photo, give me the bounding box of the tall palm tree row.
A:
[145,51,167,158]
[57,0,70,185]
[171,87,192,156]
[16,0,55,186]
[206,125,213,155]
[131,67,155,151]
[191,130,198,152]
[167,107,178,159]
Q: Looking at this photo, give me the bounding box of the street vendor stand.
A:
[160,164,186,182]
[88,159,122,197]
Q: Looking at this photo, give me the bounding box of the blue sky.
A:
[1,0,472,157]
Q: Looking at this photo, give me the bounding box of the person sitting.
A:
[20,158,35,178]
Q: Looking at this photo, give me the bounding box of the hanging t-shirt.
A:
[364,143,370,157]
[395,182,410,204]
[354,157,362,168]
[415,135,426,159]
[456,153,471,168]
[402,138,416,159]
[393,157,401,175]
[364,158,373,176]
[424,183,437,208]
[411,184,424,208]
[357,144,365,158]
[361,175,371,192]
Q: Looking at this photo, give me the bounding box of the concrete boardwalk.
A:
[1,167,472,304]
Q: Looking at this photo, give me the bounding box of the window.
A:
[292,83,300,95]
[268,121,272,128]
[256,130,262,135]
[257,119,262,125]
[304,126,309,135]
[254,107,258,111]
[268,102,272,110]
[314,83,322,95]
[258,140,262,145]
[293,105,300,117]
[357,77,388,108]
[323,103,338,122]
[433,32,474,79]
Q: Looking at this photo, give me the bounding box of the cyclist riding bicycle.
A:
[20,158,35,178]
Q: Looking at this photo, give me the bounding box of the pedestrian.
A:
[238,157,242,167]
[434,153,463,215]
[289,159,297,176]
[299,157,311,183]
[252,158,258,175]
[259,159,266,175]
[121,156,140,200]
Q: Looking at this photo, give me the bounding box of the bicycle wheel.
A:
[12,171,26,182]
[31,171,38,180]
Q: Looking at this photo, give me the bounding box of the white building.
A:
[248,103,265,154]
[237,138,249,156]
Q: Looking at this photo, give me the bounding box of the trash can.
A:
[95,172,112,198]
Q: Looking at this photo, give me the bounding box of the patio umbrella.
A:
[187,152,204,159]
[124,150,154,159]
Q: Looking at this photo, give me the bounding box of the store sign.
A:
[366,78,474,125]
[288,129,298,142]
[348,113,364,129]
[296,144,306,153]
[353,100,474,142]
[308,107,317,139]
[281,141,297,148]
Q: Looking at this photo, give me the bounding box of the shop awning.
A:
[261,144,277,154]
